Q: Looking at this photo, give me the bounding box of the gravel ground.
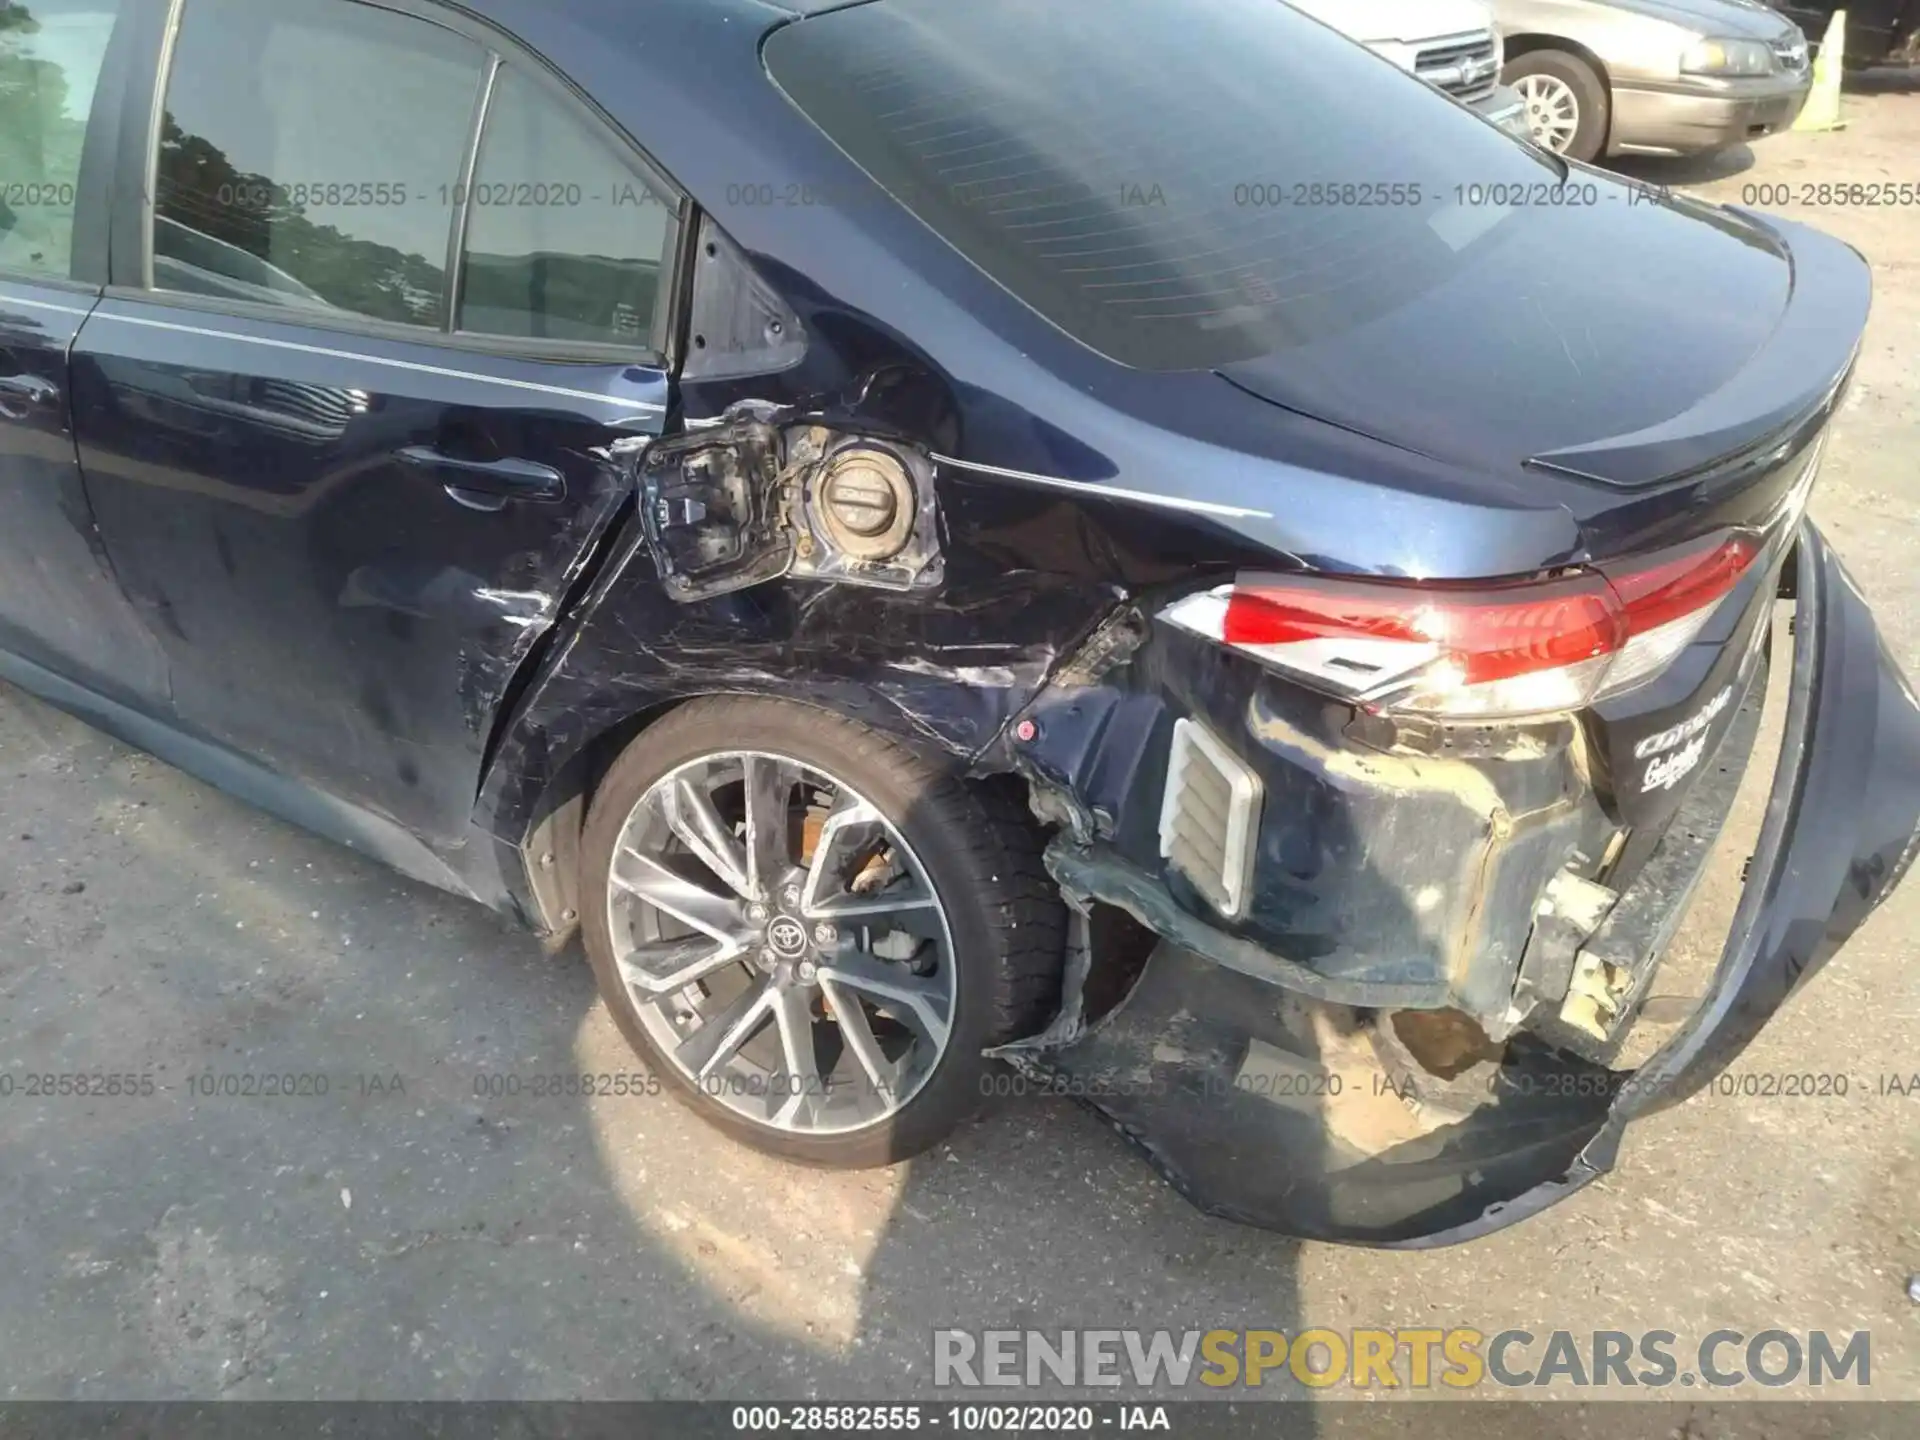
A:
[1,77,1918,1421]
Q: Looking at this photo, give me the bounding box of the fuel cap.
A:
[816,447,915,559]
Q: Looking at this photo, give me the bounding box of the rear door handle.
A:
[395,445,567,511]
[0,369,60,421]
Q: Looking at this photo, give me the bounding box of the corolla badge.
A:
[1636,684,1733,792]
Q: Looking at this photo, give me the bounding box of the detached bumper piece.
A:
[1003,525,1920,1244]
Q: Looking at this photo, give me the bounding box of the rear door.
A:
[71,0,681,843]
[0,0,167,701]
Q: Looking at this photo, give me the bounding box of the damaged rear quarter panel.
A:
[1015,619,1620,1022]
[473,440,1202,928]
[472,192,1297,928]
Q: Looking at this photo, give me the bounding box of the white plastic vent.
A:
[1158,718,1263,919]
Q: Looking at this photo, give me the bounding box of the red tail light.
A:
[1164,530,1763,719]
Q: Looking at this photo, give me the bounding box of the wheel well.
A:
[1503,33,1612,91]
[511,693,1052,942]
[577,698,686,809]
[514,697,687,941]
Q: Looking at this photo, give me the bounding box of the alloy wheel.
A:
[1516,73,1580,153]
[605,750,957,1136]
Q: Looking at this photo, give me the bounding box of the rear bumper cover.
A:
[1001,524,1920,1244]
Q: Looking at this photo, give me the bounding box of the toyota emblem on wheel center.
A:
[767,915,809,958]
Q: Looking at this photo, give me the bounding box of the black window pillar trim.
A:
[650,198,692,371]
[45,0,149,287]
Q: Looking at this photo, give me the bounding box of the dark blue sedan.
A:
[0,0,1913,1245]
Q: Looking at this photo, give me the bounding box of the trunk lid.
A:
[1557,216,1864,835]
[1214,200,1847,493]
[1219,212,1868,834]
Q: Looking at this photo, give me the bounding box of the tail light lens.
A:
[1161,530,1762,720]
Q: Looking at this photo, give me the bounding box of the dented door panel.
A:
[0,279,172,706]
[71,299,666,844]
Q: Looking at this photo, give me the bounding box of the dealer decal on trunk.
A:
[1635,684,1733,792]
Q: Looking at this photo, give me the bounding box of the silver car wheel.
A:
[1516,73,1580,153]
[606,750,957,1136]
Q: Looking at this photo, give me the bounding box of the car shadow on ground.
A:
[1602,145,1758,188]
[0,679,1315,1406]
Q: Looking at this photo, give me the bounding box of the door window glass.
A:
[456,65,673,349]
[0,0,120,279]
[153,0,485,327]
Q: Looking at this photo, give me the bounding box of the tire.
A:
[1502,49,1609,163]
[579,695,1066,1168]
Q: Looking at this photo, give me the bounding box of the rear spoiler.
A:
[1526,212,1869,489]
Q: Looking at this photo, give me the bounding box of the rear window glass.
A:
[764,0,1557,371]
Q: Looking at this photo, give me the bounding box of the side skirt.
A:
[0,646,501,912]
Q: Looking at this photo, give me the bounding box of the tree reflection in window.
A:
[155,116,453,324]
[151,0,482,327]
[0,0,118,278]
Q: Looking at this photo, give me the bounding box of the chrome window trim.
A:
[85,307,667,413]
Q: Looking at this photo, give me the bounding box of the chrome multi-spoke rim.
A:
[1516,73,1580,153]
[606,751,956,1136]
